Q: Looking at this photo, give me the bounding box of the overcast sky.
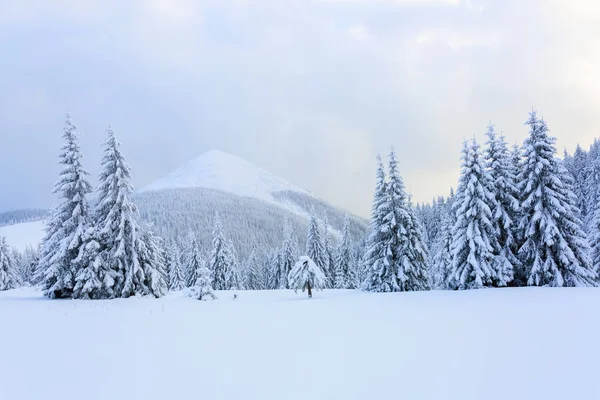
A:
[1,0,599,217]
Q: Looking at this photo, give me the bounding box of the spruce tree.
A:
[449,139,496,290]
[184,234,202,288]
[387,150,429,291]
[431,191,455,289]
[362,155,391,291]
[93,126,164,298]
[209,213,237,290]
[0,237,18,291]
[334,214,354,289]
[518,111,597,287]
[305,211,328,277]
[40,114,93,299]
[322,213,336,287]
[277,221,299,289]
[243,246,261,290]
[225,239,241,290]
[484,124,519,286]
[192,257,216,301]
[167,241,186,291]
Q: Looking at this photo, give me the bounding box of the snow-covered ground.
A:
[0,220,45,251]
[1,287,598,400]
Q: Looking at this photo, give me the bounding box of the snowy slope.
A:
[0,220,45,251]
[139,149,309,205]
[1,287,598,400]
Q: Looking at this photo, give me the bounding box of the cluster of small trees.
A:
[414,111,599,290]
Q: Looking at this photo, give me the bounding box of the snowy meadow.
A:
[2,287,599,400]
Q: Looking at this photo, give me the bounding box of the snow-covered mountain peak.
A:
[139,150,308,202]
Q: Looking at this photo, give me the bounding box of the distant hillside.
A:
[0,209,48,228]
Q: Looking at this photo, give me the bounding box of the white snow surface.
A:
[139,149,309,202]
[0,220,45,251]
[1,287,598,400]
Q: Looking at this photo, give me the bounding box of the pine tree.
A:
[243,246,261,290]
[362,155,390,291]
[209,213,237,290]
[365,150,429,292]
[305,211,328,277]
[40,114,93,299]
[431,191,455,289]
[225,239,241,290]
[277,221,299,289]
[123,229,167,298]
[484,124,519,286]
[322,213,336,287]
[72,228,107,299]
[21,245,39,286]
[192,257,216,301]
[93,126,164,298]
[167,241,186,291]
[0,237,19,291]
[518,111,597,287]
[288,256,327,298]
[184,234,202,288]
[449,139,496,290]
[334,214,354,289]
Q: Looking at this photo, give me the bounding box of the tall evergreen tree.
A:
[184,234,202,288]
[431,191,455,289]
[305,211,327,277]
[334,214,354,289]
[127,229,167,297]
[209,213,237,290]
[167,241,186,291]
[277,221,299,289]
[40,114,93,298]
[362,155,390,291]
[322,213,336,287]
[449,139,496,290]
[243,246,261,290]
[484,124,519,286]
[517,112,596,287]
[0,237,19,291]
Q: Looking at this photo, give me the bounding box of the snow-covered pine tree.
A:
[484,124,519,286]
[123,229,167,298]
[365,150,429,292]
[243,246,261,290]
[192,256,216,301]
[21,245,39,286]
[509,143,527,286]
[225,239,241,290]
[93,126,164,298]
[72,227,108,299]
[288,256,327,298]
[362,155,391,291]
[448,139,496,290]
[334,214,354,289]
[305,211,328,282]
[322,213,336,287]
[518,111,597,287]
[277,221,299,289]
[584,141,600,232]
[209,213,237,290]
[0,237,19,291]
[387,150,429,291]
[431,191,455,289]
[40,114,93,299]
[184,233,202,288]
[167,240,186,291]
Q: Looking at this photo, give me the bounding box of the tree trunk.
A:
[307,279,312,298]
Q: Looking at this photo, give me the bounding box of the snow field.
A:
[1,287,599,400]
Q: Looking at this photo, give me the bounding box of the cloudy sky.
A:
[1,0,599,217]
